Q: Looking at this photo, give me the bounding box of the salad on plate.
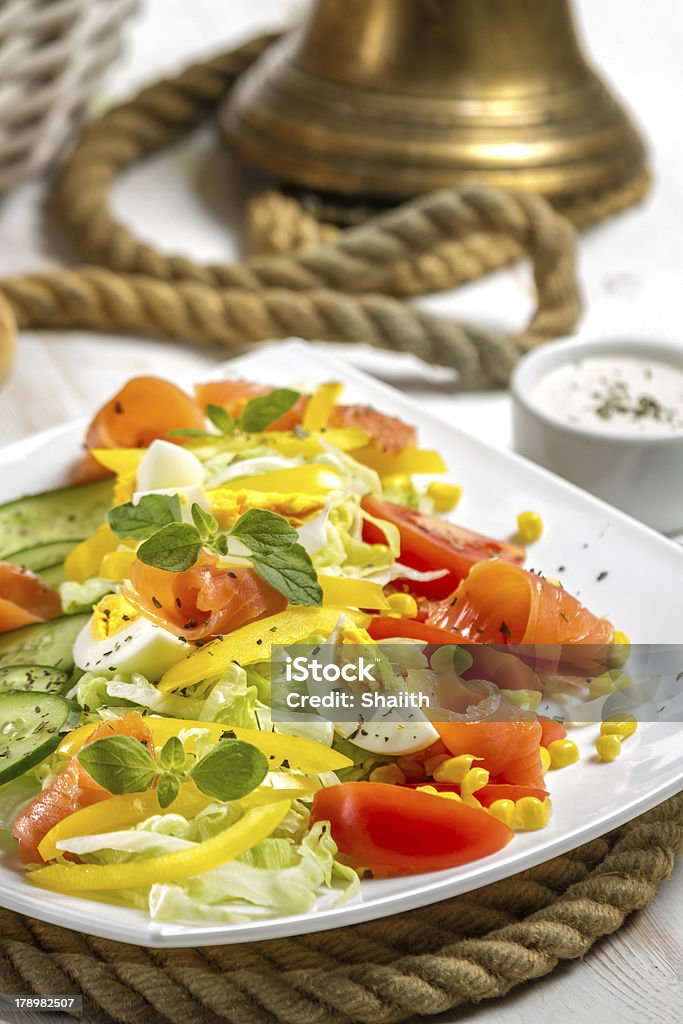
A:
[0,374,631,925]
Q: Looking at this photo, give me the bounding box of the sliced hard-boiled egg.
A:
[74,593,190,679]
[334,717,439,756]
[132,486,211,525]
[136,439,205,491]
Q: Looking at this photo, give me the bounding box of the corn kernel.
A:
[433,754,480,784]
[596,734,622,762]
[383,474,411,489]
[427,482,462,513]
[548,739,580,769]
[369,764,407,785]
[425,754,450,777]
[588,673,617,699]
[488,799,516,828]
[386,593,419,619]
[501,688,542,712]
[539,747,551,773]
[417,784,461,802]
[396,757,424,782]
[515,797,552,830]
[601,718,637,739]
[608,630,631,669]
[460,767,490,805]
[517,511,543,543]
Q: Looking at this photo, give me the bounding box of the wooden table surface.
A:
[0,1,681,1021]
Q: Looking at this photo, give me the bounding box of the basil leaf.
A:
[206,403,236,435]
[108,493,182,540]
[190,739,268,801]
[159,736,185,772]
[231,508,298,555]
[253,545,323,607]
[137,523,202,572]
[77,736,157,795]
[240,389,300,432]
[191,502,219,539]
[157,772,181,809]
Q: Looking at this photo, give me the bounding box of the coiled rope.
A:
[0,32,650,388]
[0,794,680,1024]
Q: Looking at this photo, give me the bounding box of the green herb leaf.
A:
[253,545,323,607]
[190,739,268,801]
[191,502,219,539]
[214,533,230,556]
[159,736,186,772]
[77,736,157,795]
[167,428,216,439]
[108,494,182,540]
[231,508,299,555]
[240,389,300,432]
[206,403,236,435]
[156,772,181,809]
[137,523,202,572]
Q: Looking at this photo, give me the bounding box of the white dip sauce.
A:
[533,356,683,436]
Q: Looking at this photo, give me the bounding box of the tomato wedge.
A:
[85,376,205,452]
[0,562,62,633]
[311,782,512,875]
[435,721,545,788]
[128,560,286,642]
[367,615,468,645]
[362,498,526,598]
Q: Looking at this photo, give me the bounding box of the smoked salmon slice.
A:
[12,713,154,864]
[128,560,287,642]
[428,560,614,646]
[85,376,205,452]
[0,562,62,634]
[435,720,545,789]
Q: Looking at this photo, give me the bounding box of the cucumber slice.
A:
[0,614,89,671]
[38,564,66,588]
[11,540,77,573]
[0,479,113,560]
[0,665,69,695]
[0,691,69,784]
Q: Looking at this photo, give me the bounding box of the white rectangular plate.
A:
[0,340,681,947]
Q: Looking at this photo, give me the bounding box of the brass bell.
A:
[220,0,647,201]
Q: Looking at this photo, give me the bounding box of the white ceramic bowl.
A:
[511,336,683,535]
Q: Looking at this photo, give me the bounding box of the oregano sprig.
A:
[77,734,269,809]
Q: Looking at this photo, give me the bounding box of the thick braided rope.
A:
[0,33,651,386]
[0,794,680,1024]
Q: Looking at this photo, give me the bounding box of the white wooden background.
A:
[0,1,681,1021]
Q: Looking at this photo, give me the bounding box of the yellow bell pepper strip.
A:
[158,606,347,691]
[64,525,119,583]
[351,445,446,477]
[59,717,353,773]
[302,382,344,431]
[320,575,390,610]
[28,800,291,893]
[91,448,146,476]
[212,465,342,496]
[99,547,137,581]
[37,773,322,863]
[262,427,368,457]
[37,782,212,862]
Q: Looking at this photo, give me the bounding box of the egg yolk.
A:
[208,488,327,529]
[91,593,141,640]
